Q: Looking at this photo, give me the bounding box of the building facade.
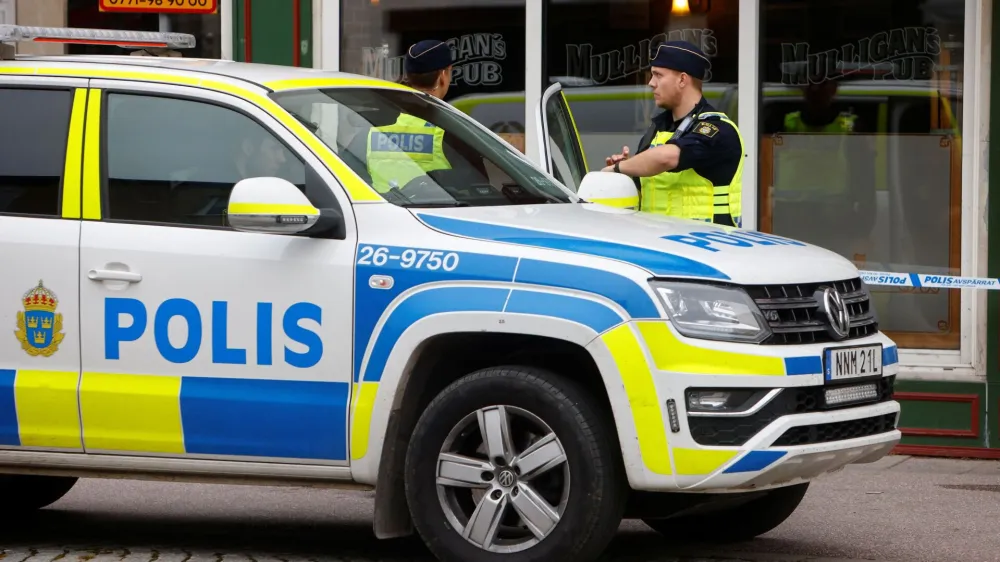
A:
[10,0,1000,457]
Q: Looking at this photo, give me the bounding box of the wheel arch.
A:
[354,311,642,539]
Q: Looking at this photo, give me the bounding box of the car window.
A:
[271,88,575,208]
[544,91,588,191]
[0,87,73,217]
[104,92,308,227]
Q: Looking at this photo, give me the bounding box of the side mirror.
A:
[577,172,639,210]
[227,177,321,235]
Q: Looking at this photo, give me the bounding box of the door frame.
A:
[77,77,359,466]
[524,0,544,167]
[0,75,90,454]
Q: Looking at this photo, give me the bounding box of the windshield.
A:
[270,87,576,208]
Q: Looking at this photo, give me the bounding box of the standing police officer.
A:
[602,40,745,227]
[366,40,455,194]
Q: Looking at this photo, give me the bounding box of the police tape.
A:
[859,270,1000,289]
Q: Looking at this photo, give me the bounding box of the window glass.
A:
[759,0,965,350]
[544,0,740,172]
[544,91,588,191]
[105,93,305,227]
[0,88,72,217]
[340,0,527,151]
[272,88,574,208]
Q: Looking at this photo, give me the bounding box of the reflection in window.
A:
[0,88,71,217]
[544,0,740,172]
[272,88,573,208]
[340,0,526,149]
[105,93,305,227]
[759,0,965,350]
[544,90,588,191]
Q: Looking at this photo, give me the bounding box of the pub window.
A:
[758,0,965,350]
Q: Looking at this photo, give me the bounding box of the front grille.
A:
[688,376,895,447]
[744,277,879,345]
[772,413,898,446]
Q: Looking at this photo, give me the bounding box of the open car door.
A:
[534,82,590,192]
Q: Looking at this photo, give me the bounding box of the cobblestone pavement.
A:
[1,455,999,562]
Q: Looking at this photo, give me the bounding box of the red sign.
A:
[99,0,218,14]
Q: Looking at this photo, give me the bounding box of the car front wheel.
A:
[404,366,626,562]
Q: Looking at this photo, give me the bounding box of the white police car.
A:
[0,26,900,562]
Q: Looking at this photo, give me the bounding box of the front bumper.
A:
[673,399,900,492]
[590,320,902,493]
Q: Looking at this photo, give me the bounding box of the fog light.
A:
[824,383,879,407]
[685,388,772,414]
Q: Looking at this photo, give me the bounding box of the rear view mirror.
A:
[577,172,639,210]
[227,177,320,235]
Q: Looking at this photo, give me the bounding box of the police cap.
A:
[404,40,454,74]
[649,40,710,80]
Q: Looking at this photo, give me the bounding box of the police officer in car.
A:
[365,40,455,194]
[602,40,746,227]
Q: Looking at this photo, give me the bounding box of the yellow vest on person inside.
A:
[366,113,452,193]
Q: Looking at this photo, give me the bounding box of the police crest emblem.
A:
[695,122,719,138]
[15,280,64,357]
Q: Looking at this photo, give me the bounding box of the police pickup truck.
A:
[0,25,899,562]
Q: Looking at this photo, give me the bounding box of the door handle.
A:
[88,269,142,283]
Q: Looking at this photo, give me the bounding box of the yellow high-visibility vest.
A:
[366,113,452,193]
[639,112,744,226]
[773,111,856,201]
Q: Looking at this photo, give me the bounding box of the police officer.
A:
[366,40,455,194]
[602,40,745,227]
[399,39,454,99]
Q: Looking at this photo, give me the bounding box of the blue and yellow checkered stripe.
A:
[0,370,349,460]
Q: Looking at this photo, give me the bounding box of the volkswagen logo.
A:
[497,469,516,488]
[819,287,851,340]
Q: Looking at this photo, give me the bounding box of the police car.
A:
[0,26,899,562]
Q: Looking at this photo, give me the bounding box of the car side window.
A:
[104,92,308,227]
[0,87,73,217]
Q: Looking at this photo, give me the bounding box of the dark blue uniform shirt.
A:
[635,97,743,226]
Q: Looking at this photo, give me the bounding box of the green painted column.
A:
[232,0,312,67]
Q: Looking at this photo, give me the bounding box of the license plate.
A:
[824,344,883,382]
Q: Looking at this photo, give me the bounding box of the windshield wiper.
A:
[397,201,471,208]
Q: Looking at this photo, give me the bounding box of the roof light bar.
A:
[0,25,196,49]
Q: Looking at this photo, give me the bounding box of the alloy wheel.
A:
[435,404,571,554]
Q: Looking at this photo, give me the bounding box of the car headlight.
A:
[650,281,771,344]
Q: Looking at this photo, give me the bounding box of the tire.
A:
[642,482,809,543]
[404,366,626,562]
[0,474,78,511]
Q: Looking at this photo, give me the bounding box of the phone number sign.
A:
[99,0,218,14]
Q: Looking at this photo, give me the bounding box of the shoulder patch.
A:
[694,122,720,138]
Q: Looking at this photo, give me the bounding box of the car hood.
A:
[412,203,861,285]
